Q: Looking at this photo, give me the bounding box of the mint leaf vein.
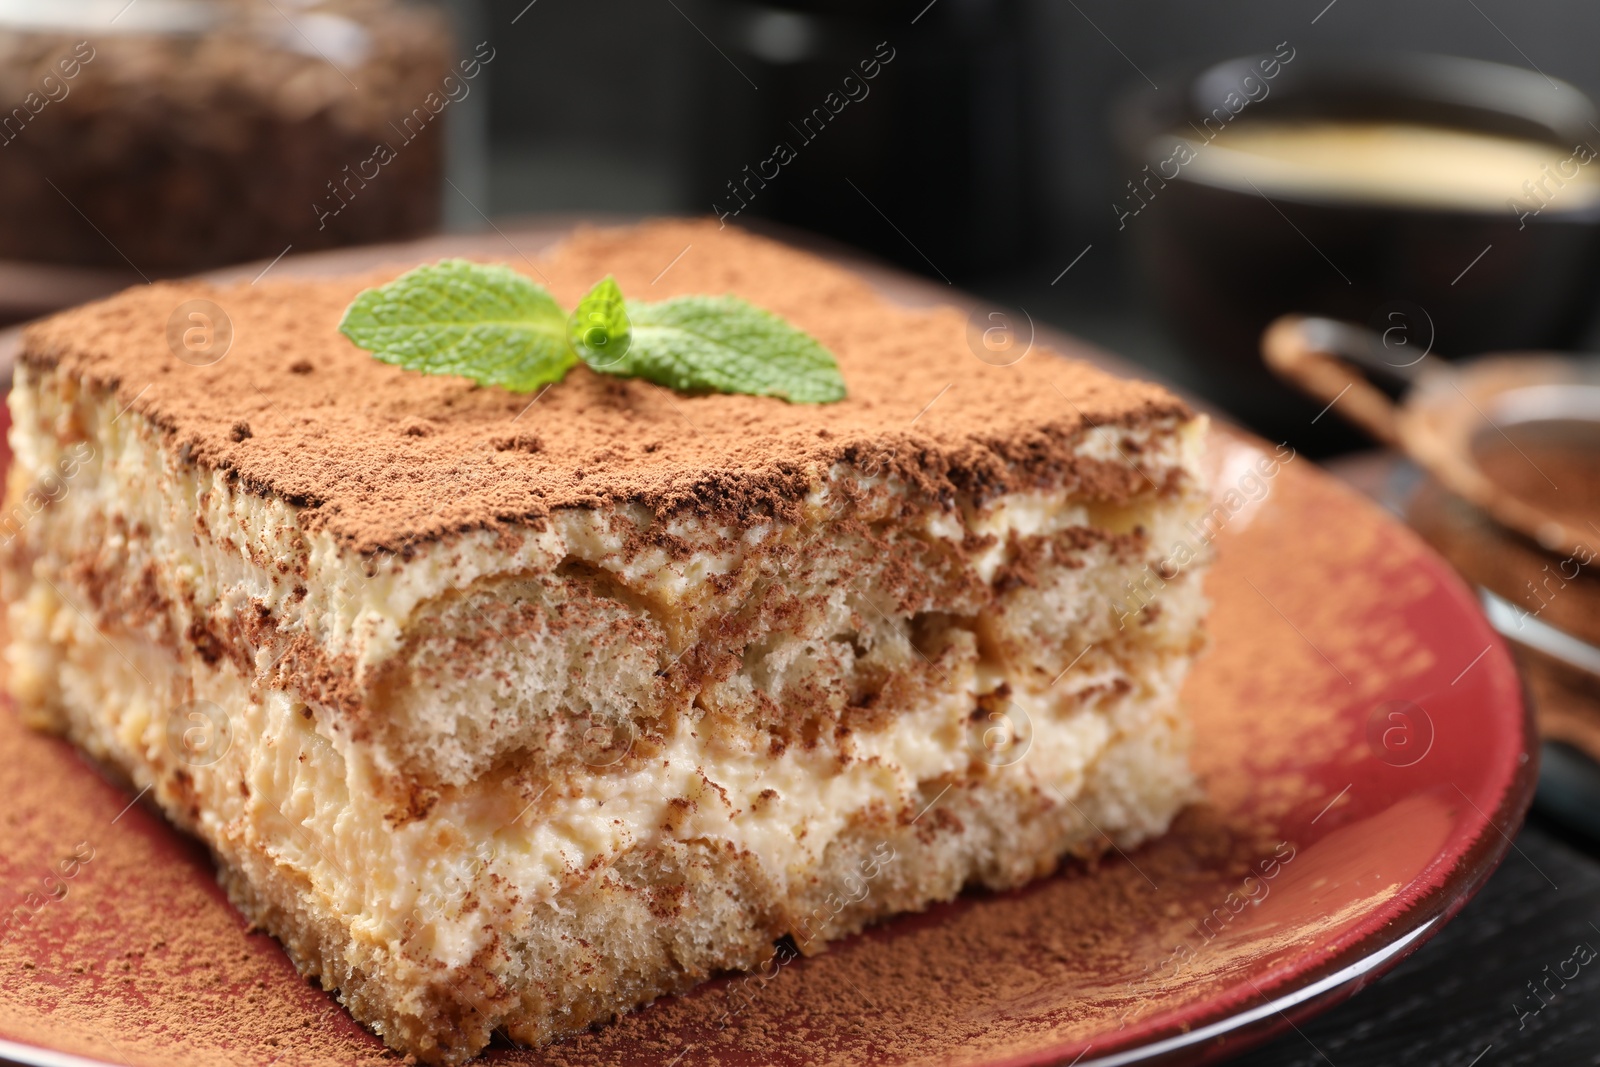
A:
[339,259,575,392]
[594,295,846,404]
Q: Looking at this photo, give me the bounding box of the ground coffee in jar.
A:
[0,0,453,275]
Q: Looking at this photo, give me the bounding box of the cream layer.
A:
[12,577,1198,969]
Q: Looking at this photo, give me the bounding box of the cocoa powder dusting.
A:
[19,220,1189,553]
[0,434,1461,1066]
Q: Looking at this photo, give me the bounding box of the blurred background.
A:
[9,0,1600,455]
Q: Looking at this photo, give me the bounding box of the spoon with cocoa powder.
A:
[1264,312,1600,701]
[1263,313,1600,562]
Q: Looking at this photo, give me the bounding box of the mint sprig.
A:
[338,259,575,392]
[338,262,846,403]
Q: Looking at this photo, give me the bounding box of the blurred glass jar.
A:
[0,0,453,275]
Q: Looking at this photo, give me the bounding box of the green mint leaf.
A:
[568,275,632,369]
[339,261,848,403]
[338,259,575,392]
[603,295,846,404]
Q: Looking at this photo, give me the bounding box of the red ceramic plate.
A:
[0,241,1534,1067]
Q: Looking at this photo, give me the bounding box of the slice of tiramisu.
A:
[3,220,1210,1064]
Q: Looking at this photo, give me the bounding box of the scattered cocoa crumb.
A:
[493,432,542,454]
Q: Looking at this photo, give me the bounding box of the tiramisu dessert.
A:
[2,220,1211,1063]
